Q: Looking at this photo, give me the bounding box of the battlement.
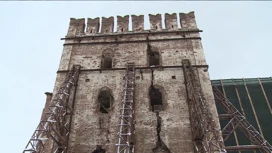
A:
[66,11,198,36]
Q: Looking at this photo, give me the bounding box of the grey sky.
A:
[0,2,271,152]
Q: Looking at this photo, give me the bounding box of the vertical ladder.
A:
[23,65,80,153]
[182,59,226,153]
[116,62,136,153]
[213,86,272,153]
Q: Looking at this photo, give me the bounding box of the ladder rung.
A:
[120,108,132,110]
[118,124,131,126]
[122,101,133,103]
[117,133,131,136]
[120,115,132,117]
[115,144,129,146]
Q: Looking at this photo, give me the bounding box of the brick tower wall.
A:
[48,12,221,153]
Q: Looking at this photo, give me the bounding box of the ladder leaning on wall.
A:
[116,62,136,153]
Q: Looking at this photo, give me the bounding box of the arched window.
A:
[149,86,163,112]
[98,87,113,113]
[101,49,114,69]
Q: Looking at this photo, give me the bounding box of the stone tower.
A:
[36,12,223,153]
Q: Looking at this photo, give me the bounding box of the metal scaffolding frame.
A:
[182,59,227,153]
[23,65,80,153]
[213,86,272,153]
[116,62,136,153]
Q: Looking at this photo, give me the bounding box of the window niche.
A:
[101,49,114,69]
[149,86,165,112]
[98,87,114,113]
[147,44,160,66]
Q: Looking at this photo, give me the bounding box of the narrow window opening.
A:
[171,25,174,28]
[149,51,160,66]
[150,87,163,112]
[155,25,158,29]
[90,29,93,33]
[98,89,113,113]
[101,49,114,69]
[121,28,123,32]
[101,56,112,69]
[172,76,176,79]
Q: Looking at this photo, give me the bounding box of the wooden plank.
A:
[232,79,246,116]
[242,78,264,137]
[225,145,262,151]
[258,78,272,114]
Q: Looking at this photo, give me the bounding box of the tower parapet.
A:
[67,18,85,36]
[179,11,197,29]
[131,15,144,32]
[101,16,114,34]
[165,13,178,30]
[149,13,162,31]
[117,15,129,33]
[86,17,100,34]
[66,11,198,36]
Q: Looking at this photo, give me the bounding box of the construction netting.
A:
[212,77,272,153]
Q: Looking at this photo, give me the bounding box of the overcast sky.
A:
[0,1,271,152]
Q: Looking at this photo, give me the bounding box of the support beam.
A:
[57,65,209,73]
[225,145,262,151]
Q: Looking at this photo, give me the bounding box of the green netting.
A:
[211,77,272,153]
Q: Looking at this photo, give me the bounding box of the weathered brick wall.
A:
[46,12,222,153]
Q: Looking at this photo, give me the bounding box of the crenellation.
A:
[86,17,100,34]
[179,13,188,29]
[101,16,114,34]
[179,11,197,29]
[117,15,129,33]
[131,15,144,32]
[67,18,86,36]
[186,11,197,29]
[149,14,162,31]
[65,12,197,36]
[165,13,178,30]
[67,18,76,36]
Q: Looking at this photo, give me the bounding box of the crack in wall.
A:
[150,70,171,153]
[152,112,171,153]
[106,114,111,144]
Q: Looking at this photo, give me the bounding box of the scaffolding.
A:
[213,86,272,153]
[182,59,227,153]
[116,62,136,153]
[23,65,80,153]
